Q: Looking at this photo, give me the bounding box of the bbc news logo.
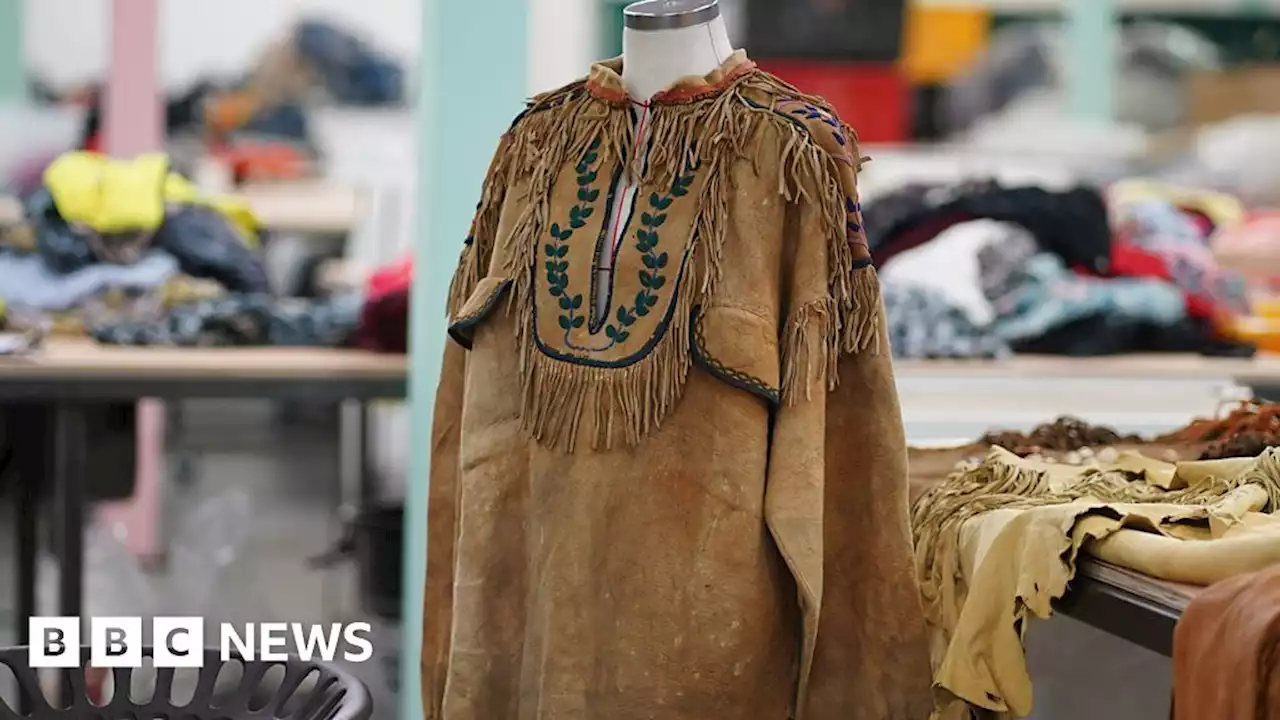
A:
[28,617,374,668]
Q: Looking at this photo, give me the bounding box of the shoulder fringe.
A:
[446,129,514,319]
[446,84,586,320]
[739,73,881,405]
[446,72,881,451]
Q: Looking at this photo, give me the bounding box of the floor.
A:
[0,397,1178,720]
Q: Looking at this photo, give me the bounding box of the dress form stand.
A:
[593,0,736,321]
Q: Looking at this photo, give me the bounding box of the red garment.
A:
[354,287,409,354]
[1108,242,1168,280]
[368,256,413,300]
[354,257,413,354]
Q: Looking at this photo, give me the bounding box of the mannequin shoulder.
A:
[738,85,866,172]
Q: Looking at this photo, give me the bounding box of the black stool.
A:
[0,646,372,720]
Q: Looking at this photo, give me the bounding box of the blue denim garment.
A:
[91,292,364,347]
[980,230,1186,344]
[0,251,177,312]
[881,277,1010,360]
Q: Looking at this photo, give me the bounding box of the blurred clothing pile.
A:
[242,19,405,109]
[866,178,1257,359]
[25,18,407,186]
[942,21,1221,135]
[1,151,374,349]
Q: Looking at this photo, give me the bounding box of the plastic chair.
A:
[0,646,372,720]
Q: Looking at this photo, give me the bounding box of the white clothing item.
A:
[880,219,1031,325]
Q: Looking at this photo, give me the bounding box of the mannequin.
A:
[595,0,736,320]
[621,0,734,102]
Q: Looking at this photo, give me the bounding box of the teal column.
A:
[1065,0,1117,120]
[0,0,24,102]
[402,0,527,718]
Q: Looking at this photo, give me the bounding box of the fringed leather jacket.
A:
[424,51,933,720]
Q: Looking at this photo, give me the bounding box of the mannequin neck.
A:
[621,15,734,103]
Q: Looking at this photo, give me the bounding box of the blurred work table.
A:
[2,336,405,657]
[0,338,405,400]
[894,353,1280,385]
[0,343,1268,401]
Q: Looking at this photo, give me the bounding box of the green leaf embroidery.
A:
[601,161,696,345]
[546,141,605,335]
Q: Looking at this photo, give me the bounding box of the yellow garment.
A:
[912,447,1280,719]
[1108,178,1246,230]
[42,151,260,246]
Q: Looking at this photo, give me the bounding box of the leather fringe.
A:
[448,71,883,450]
[446,130,515,319]
[521,264,698,452]
[741,72,881,402]
[503,78,756,451]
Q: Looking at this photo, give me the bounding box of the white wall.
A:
[529,0,599,93]
[25,0,597,93]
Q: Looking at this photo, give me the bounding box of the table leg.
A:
[357,401,376,509]
[13,464,36,715]
[8,405,42,647]
[14,465,36,646]
[339,400,378,519]
[52,402,86,707]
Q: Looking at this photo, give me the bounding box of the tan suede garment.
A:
[912,447,1280,719]
[1173,564,1280,720]
[421,52,933,719]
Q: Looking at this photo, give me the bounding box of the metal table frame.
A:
[1055,559,1194,657]
[5,372,407,655]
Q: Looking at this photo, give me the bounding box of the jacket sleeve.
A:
[421,127,515,718]
[420,340,466,719]
[763,114,934,719]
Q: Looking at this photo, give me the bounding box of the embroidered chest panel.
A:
[533,141,708,367]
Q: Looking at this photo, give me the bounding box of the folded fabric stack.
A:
[864,179,1256,358]
[913,445,1280,718]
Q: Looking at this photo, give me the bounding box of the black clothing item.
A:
[864,180,1114,275]
[1012,315,1256,357]
[24,191,271,296]
[746,0,905,61]
[153,206,272,295]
